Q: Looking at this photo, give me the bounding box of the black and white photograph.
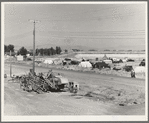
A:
[1,1,148,122]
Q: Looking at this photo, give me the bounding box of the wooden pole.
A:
[10,50,12,77]
[33,21,35,73]
[29,19,40,74]
[10,63,12,77]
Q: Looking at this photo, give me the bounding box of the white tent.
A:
[17,55,23,61]
[78,61,92,68]
[122,59,127,62]
[36,58,44,62]
[102,54,108,60]
[53,59,63,65]
[112,58,120,61]
[43,59,53,64]
[103,60,112,64]
[122,57,128,62]
[134,66,145,73]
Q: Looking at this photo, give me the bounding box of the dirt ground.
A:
[3,63,146,115]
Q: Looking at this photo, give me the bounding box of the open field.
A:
[4,63,145,115]
[75,53,145,59]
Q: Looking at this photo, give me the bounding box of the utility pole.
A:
[29,19,40,74]
[10,50,12,77]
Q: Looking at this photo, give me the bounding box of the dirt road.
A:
[4,64,145,115]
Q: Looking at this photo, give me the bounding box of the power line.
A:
[34,35,145,40]
[36,30,145,36]
[39,5,122,20]
[36,33,145,36]
[37,29,145,33]
[5,30,145,40]
[5,29,145,45]
[39,4,142,21]
[39,10,144,22]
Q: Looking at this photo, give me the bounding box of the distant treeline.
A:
[4,44,62,56]
[36,47,62,56]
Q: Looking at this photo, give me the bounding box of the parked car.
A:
[127,59,135,62]
[123,66,133,72]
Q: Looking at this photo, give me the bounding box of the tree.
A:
[34,46,62,56]
[44,48,48,55]
[36,48,39,56]
[8,44,14,52]
[53,48,56,55]
[56,46,59,54]
[58,47,62,54]
[48,48,51,56]
[50,47,54,55]
[40,48,44,56]
[4,44,14,53]
[18,47,27,55]
[4,45,8,53]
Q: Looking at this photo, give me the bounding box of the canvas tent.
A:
[53,59,63,65]
[43,59,53,64]
[134,66,145,73]
[17,55,23,61]
[103,60,112,64]
[112,58,120,61]
[78,61,92,68]
[102,54,108,60]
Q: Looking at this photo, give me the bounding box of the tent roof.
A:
[102,54,108,60]
[79,61,92,67]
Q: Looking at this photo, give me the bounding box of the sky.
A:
[3,2,147,50]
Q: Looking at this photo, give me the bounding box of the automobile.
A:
[113,67,121,71]
[127,59,135,62]
[92,61,111,69]
[64,58,71,61]
[123,65,133,72]
[26,57,32,61]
